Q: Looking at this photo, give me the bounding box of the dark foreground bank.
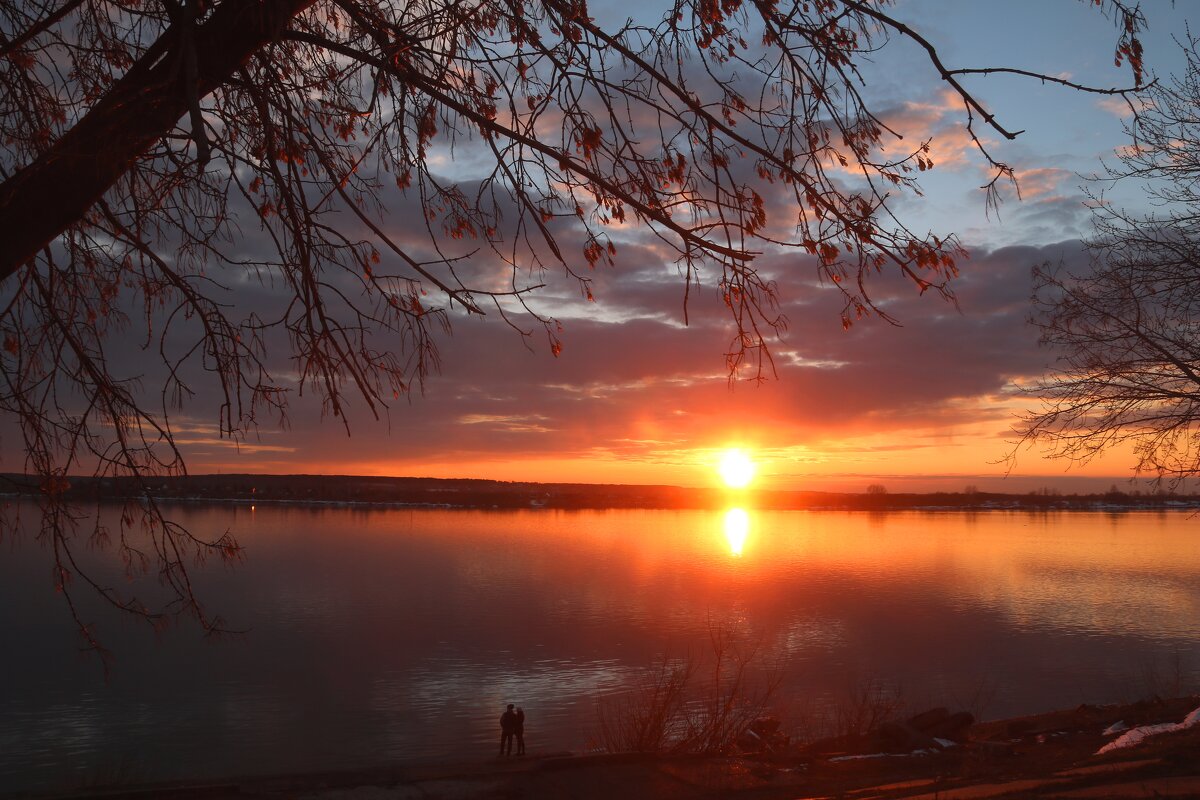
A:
[13,696,1200,800]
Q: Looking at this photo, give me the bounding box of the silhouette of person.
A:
[499,703,517,756]
[515,707,526,755]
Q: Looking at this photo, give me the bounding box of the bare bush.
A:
[677,627,780,754]
[832,676,905,739]
[594,627,777,755]
[779,675,906,745]
[595,657,695,754]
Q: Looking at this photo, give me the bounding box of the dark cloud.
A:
[1004,196,1093,243]
[117,237,1092,485]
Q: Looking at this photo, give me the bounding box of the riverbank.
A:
[5,472,1200,512]
[19,695,1200,800]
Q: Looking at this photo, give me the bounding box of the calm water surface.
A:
[2,505,1198,791]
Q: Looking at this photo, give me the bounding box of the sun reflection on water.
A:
[723,508,750,557]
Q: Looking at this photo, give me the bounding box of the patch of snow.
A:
[933,738,957,748]
[1095,705,1200,755]
[1103,720,1129,736]
[829,747,942,762]
[829,753,891,762]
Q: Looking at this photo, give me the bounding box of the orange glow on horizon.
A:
[195,418,1154,495]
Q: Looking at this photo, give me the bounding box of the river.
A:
[2,504,1197,792]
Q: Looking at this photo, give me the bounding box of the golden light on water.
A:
[717,449,756,489]
[724,508,750,557]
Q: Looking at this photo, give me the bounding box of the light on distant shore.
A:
[718,449,756,489]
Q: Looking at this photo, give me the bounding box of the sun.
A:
[717,449,756,489]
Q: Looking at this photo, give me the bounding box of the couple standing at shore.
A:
[499,703,525,756]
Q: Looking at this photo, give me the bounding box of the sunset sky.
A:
[12,1,1198,493]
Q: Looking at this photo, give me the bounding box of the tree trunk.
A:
[0,0,315,284]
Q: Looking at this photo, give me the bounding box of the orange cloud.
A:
[1096,94,1154,119]
[1012,167,1073,199]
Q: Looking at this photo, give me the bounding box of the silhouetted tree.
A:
[1019,35,1200,486]
[0,0,1146,661]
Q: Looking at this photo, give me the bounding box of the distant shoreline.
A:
[4,472,1199,513]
